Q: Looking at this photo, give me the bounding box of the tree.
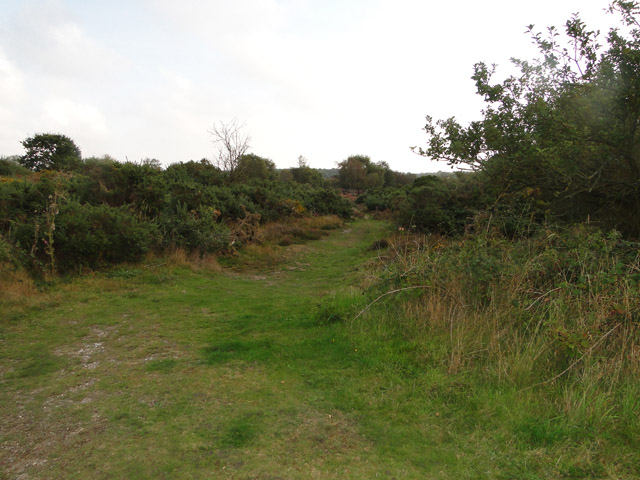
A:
[290,165,323,186]
[289,155,323,186]
[337,155,370,192]
[20,133,82,172]
[413,1,640,235]
[337,155,394,191]
[234,153,276,181]
[208,119,251,180]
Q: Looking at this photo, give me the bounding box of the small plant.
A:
[315,293,360,325]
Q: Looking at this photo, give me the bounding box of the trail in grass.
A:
[2,219,446,479]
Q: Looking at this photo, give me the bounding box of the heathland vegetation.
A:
[1,1,640,478]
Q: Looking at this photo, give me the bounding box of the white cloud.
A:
[42,98,109,138]
[2,1,127,81]
[0,47,29,153]
[0,48,25,102]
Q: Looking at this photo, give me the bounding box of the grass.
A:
[1,218,638,479]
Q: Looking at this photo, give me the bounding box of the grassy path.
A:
[11,218,625,479]
[2,219,449,479]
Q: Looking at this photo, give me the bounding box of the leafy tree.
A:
[235,153,276,181]
[290,166,324,186]
[413,1,640,235]
[337,155,370,192]
[20,133,82,172]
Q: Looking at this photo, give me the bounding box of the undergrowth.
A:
[355,223,640,474]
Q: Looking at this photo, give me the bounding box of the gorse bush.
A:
[0,151,354,275]
[356,186,406,212]
[158,203,230,254]
[303,189,352,217]
[0,234,12,264]
[54,201,159,272]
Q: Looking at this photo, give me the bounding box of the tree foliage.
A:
[413,1,640,235]
[235,154,276,182]
[337,155,395,192]
[20,133,82,172]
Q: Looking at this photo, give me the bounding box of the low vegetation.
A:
[0,155,352,277]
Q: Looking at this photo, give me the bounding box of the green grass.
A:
[1,218,638,479]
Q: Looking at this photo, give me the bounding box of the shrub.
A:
[304,189,352,217]
[54,202,159,272]
[158,203,230,254]
[394,175,481,235]
[75,160,168,216]
[371,224,640,380]
[163,159,225,186]
[0,156,31,176]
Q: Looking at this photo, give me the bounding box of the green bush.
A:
[75,160,168,216]
[0,173,65,226]
[158,203,230,254]
[304,189,352,217]
[0,156,31,176]
[54,202,159,272]
[163,159,224,186]
[1,153,355,276]
[394,175,483,235]
[356,187,398,211]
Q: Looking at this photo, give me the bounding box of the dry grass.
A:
[368,227,640,387]
[0,264,39,304]
[160,247,222,271]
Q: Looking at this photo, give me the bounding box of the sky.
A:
[0,0,616,172]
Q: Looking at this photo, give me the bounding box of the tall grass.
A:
[360,224,640,432]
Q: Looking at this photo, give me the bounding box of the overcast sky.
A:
[0,0,615,172]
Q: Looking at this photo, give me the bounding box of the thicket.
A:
[0,154,352,276]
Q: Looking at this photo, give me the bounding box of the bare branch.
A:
[208,119,251,176]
